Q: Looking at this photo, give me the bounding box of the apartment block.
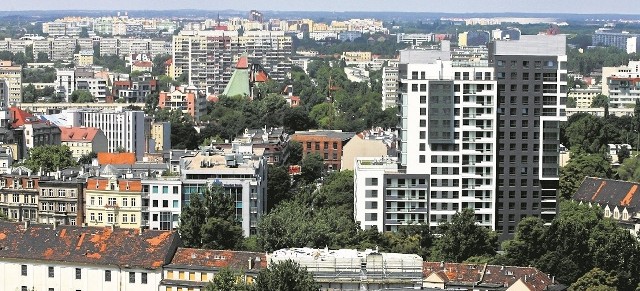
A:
[180,144,268,236]
[356,44,499,232]
[172,30,292,94]
[292,130,354,172]
[37,179,85,226]
[57,109,146,160]
[381,64,399,110]
[59,126,108,159]
[0,221,178,291]
[141,178,182,231]
[0,60,22,104]
[0,170,41,222]
[490,35,567,239]
[85,175,143,229]
[158,86,206,120]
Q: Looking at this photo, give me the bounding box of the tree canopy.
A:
[23,145,76,173]
[429,208,498,262]
[253,260,319,291]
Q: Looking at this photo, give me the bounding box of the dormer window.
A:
[13,179,18,188]
[27,180,33,189]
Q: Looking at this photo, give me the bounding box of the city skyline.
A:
[2,0,640,15]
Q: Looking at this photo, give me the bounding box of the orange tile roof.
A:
[255,71,269,82]
[0,221,178,269]
[168,248,266,271]
[97,152,136,165]
[60,126,101,142]
[133,61,153,68]
[87,177,142,192]
[236,56,249,69]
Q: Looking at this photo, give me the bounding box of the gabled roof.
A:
[167,248,266,272]
[60,126,102,142]
[97,152,136,166]
[133,61,153,68]
[423,262,563,290]
[573,177,640,209]
[9,107,34,127]
[0,222,178,269]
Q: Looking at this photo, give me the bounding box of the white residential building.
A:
[53,109,146,160]
[381,65,399,110]
[180,144,268,236]
[0,222,178,291]
[355,48,498,232]
[141,178,182,230]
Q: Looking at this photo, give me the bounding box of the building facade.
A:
[180,144,268,236]
[60,126,108,159]
[0,60,22,104]
[490,35,567,239]
[141,178,182,230]
[85,176,143,229]
[292,130,354,171]
[37,179,85,226]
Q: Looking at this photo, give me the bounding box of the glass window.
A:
[105,270,111,282]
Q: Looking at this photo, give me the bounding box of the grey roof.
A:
[573,177,640,210]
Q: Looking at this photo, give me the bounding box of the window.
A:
[76,268,81,279]
[107,213,114,223]
[48,266,54,277]
[131,198,136,207]
[98,213,103,222]
[122,198,128,207]
[98,197,103,205]
[129,272,135,283]
[141,272,148,284]
[131,214,136,223]
[21,264,27,276]
[105,270,111,281]
[122,214,128,223]
[90,213,95,222]
[21,287,27,291]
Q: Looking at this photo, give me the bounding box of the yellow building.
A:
[160,248,266,291]
[73,51,94,67]
[0,60,22,104]
[342,51,372,62]
[85,175,142,229]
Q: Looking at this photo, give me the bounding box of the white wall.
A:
[0,260,162,291]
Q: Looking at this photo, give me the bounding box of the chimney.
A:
[248,258,254,269]
[139,227,144,235]
[24,220,29,229]
[53,220,57,230]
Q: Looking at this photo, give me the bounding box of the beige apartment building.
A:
[0,60,22,104]
[60,126,108,159]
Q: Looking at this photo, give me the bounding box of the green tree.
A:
[267,165,292,211]
[570,268,617,291]
[152,54,172,76]
[617,145,630,164]
[70,89,94,103]
[617,155,640,182]
[23,145,76,173]
[567,96,577,108]
[559,152,611,199]
[500,217,547,266]
[179,185,244,248]
[287,141,303,165]
[171,123,200,150]
[205,268,251,291]
[430,208,498,262]
[590,94,609,108]
[564,114,608,153]
[78,151,97,165]
[253,260,319,291]
[300,153,323,183]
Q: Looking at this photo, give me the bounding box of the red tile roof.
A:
[60,126,101,142]
[0,221,178,269]
[168,248,266,271]
[9,107,35,127]
[254,71,269,82]
[97,152,136,165]
[423,262,561,290]
[133,61,153,68]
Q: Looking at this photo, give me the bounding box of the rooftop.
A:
[292,130,355,141]
[0,222,178,269]
[167,248,266,272]
[573,177,640,209]
[60,126,102,142]
[97,152,136,166]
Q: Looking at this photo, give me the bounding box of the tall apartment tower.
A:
[355,48,497,231]
[489,35,567,239]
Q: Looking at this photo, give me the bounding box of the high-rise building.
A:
[355,48,497,231]
[0,60,22,104]
[489,35,567,239]
[355,35,567,238]
[172,30,292,95]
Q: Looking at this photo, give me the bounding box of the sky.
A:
[2,0,640,15]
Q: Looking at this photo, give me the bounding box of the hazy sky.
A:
[2,0,640,14]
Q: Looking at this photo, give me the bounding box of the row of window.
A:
[89,196,137,207]
[305,141,339,150]
[22,265,147,283]
[1,179,35,188]
[40,202,76,213]
[89,212,137,223]
[40,189,77,198]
